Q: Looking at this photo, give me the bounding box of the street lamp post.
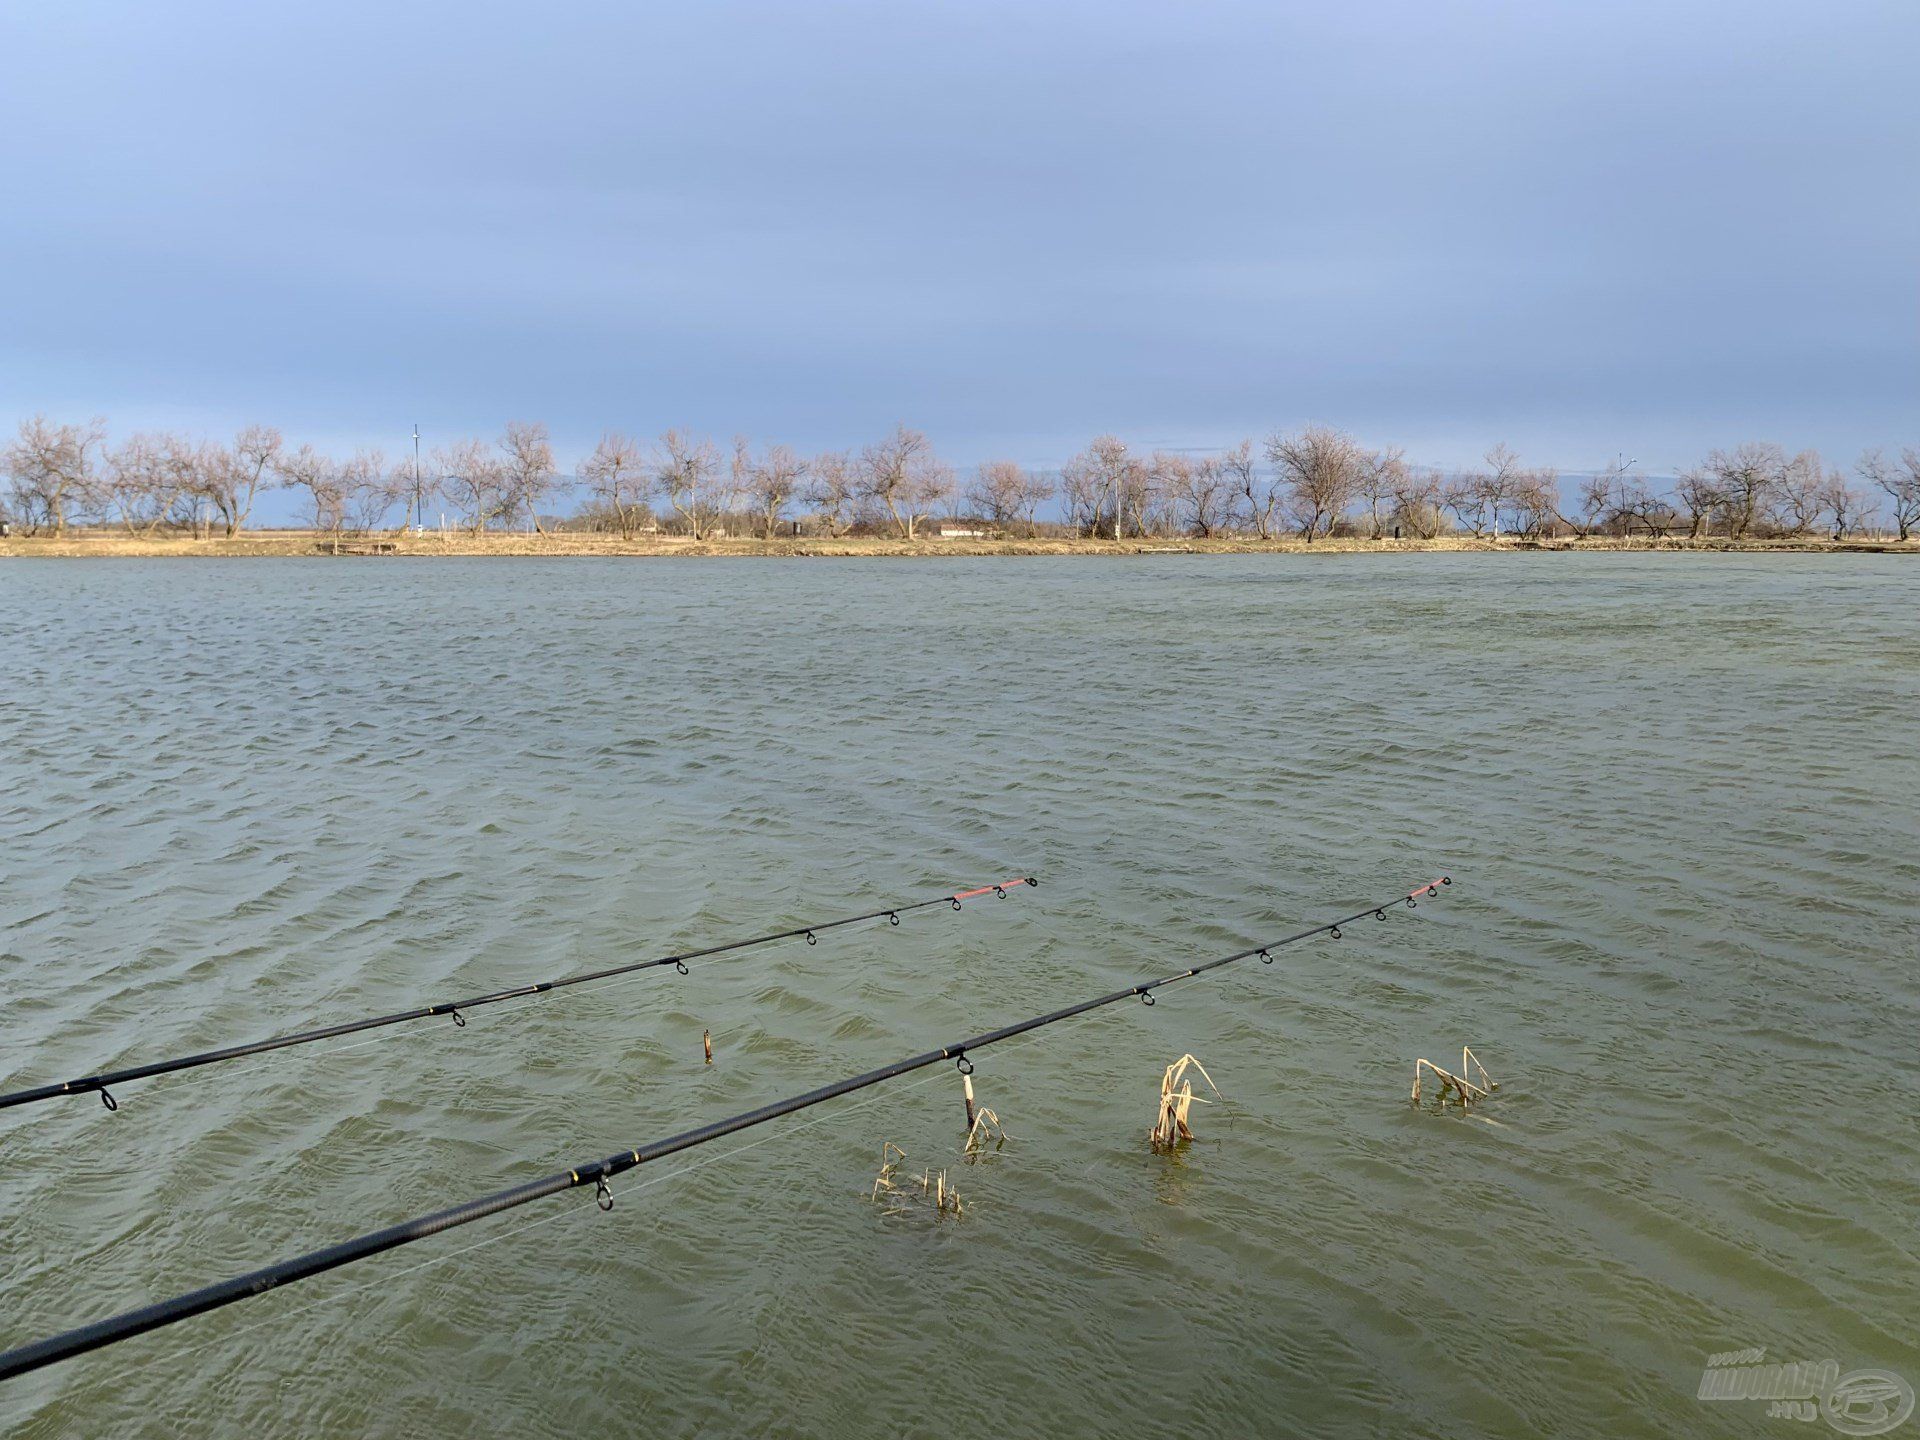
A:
[1615,453,1637,542]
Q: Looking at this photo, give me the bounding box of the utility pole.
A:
[1616,453,1636,541]
[412,425,422,531]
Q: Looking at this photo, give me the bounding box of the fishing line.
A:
[0,877,1449,1383]
[0,877,1039,1115]
[154,1018,1079,1379]
[305,912,892,1063]
[292,917,903,1147]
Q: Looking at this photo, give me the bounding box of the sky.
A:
[2,0,1915,502]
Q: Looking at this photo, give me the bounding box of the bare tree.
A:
[1148,453,1192,534]
[1858,448,1920,541]
[1267,425,1362,541]
[1015,466,1054,536]
[802,450,858,536]
[1818,472,1875,539]
[432,439,511,533]
[1672,468,1722,539]
[162,436,230,538]
[4,415,106,535]
[1357,446,1406,539]
[199,424,282,537]
[1614,476,1675,539]
[1705,442,1786,539]
[1059,452,1104,536]
[277,444,348,551]
[104,433,180,536]
[1390,467,1446,538]
[1441,473,1491,537]
[1767,450,1830,536]
[653,429,723,539]
[1192,457,1237,536]
[500,421,558,535]
[1509,465,1561,537]
[1059,435,1140,539]
[857,425,953,539]
[738,440,807,537]
[1160,453,1235,536]
[1120,450,1166,537]
[1219,440,1275,539]
[1565,457,1637,537]
[1569,473,1614,537]
[577,432,649,538]
[967,460,1028,533]
[341,451,402,535]
[1477,443,1528,536]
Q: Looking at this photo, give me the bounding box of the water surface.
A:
[2,555,1916,1438]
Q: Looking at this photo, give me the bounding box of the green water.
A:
[2,555,1915,1438]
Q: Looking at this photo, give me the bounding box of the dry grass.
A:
[5,529,1914,560]
[1150,1054,1222,1151]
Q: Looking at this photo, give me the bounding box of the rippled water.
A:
[2,555,1916,1438]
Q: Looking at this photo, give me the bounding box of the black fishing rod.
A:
[0,877,1449,1383]
[0,876,1039,1115]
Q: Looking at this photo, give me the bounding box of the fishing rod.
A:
[0,877,1449,1383]
[0,876,1039,1116]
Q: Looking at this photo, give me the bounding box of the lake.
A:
[2,554,1915,1438]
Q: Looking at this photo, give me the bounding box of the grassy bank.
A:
[3,530,1914,559]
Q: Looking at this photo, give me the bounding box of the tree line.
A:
[6,415,1918,543]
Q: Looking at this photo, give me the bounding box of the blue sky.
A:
[2,1,1915,490]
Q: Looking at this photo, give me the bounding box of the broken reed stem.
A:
[867,1143,962,1219]
[956,1066,1009,1156]
[964,1106,1007,1155]
[1150,1054,1222,1152]
[1411,1048,1500,1109]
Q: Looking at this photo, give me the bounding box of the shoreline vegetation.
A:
[6,416,1919,553]
[4,530,1913,559]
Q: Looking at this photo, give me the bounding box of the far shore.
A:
[2,530,1914,560]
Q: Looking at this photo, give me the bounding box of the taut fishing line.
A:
[0,877,1450,1383]
[0,877,1038,1115]
[155,1017,1088,1382]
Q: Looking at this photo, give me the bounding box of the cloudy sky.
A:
[2,1,1914,485]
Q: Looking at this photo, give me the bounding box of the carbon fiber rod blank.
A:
[0,877,1039,1114]
[0,877,1449,1383]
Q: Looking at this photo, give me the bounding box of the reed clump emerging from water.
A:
[1150,1055,1222,1152]
[868,1143,964,1219]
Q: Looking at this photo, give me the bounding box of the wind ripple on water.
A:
[0,554,1915,1438]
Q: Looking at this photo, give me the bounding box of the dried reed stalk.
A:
[1150,1054,1222,1151]
[964,1106,1008,1155]
[1411,1046,1499,1109]
[866,1143,962,1218]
